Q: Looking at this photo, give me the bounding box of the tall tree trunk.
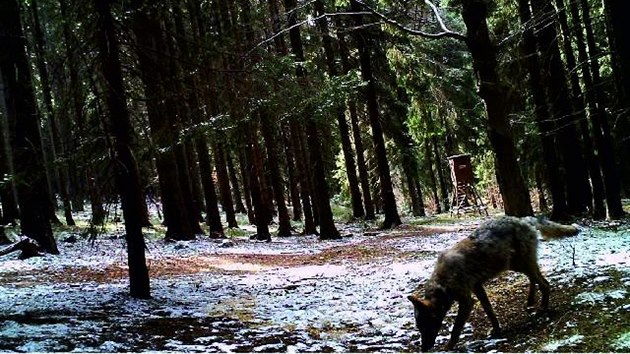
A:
[534,162,549,213]
[227,152,247,214]
[314,0,364,219]
[213,142,239,228]
[238,149,256,224]
[555,0,605,218]
[518,0,568,219]
[424,136,442,214]
[260,110,292,236]
[244,129,271,241]
[293,123,318,234]
[602,0,630,195]
[432,135,450,212]
[94,0,150,298]
[30,0,75,226]
[186,145,205,216]
[579,0,624,218]
[284,0,340,239]
[350,0,402,228]
[196,138,224,237]
[460,0,533,216]
[0,0,58,253]
[162,11,204,235]
[337,31,375,220]
[0,105,19,225]
[58,0,85,213]
[182,0,226,235]
[349,102,376,220]
[131,5,196,240]
[531,0,591,215]
[281,125,302,221]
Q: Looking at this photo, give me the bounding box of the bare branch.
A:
[353,0,467,42]
[247,11,374,56]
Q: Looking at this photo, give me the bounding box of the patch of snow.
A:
[614,332,630,351]
[99,340,128,352]
[573,289,627,305]
[541,334,585,352]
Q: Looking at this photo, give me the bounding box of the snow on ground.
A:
[1,218,629,352]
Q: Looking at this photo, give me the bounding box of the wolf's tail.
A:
[522,216,580,240]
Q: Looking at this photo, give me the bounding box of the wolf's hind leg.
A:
[526,269,550,310]
[534,269,550,309]
[526,279,537,308]
[474,283,501,336]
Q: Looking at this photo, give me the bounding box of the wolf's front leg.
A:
[446,297,473,350]
[473,283,501,336]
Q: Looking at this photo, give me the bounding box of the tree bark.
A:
[460,0,533,216]
[30,0,75,226]
[281,125,302,221]
[94,0,150,298]
[260,110,292,236]
[131,6,196,240]
[213,142,239,228]
[518,0,568,219]
[579,0,624,218]
[602,0,630,195]
[284,0,340,239]
[530,0,591,215]
[424,136,441,214]
[227,152,247,214]
[244,129,271,241]
[0,0,58,253]
[554,0,605,218]
[337,28,375,220]
[314,0,364,219]
[350,0,402,228]
[0,106,19,225]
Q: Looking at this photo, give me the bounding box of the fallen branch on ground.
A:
[0,238,43,260]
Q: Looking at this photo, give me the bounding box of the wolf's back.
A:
[470,216,540,255]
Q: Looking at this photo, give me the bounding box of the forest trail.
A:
[1,217,629,352]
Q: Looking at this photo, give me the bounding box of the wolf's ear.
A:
[408,294,428,308]
[408,294,421,305]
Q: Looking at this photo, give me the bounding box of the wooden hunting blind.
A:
[447,154,488,216]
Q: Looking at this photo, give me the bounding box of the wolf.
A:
[408,216,579,351]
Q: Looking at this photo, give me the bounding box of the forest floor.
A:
[1,208,630,353]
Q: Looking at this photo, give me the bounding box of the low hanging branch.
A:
[352,0,467,42]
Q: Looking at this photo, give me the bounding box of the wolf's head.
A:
[408,294,445,352]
